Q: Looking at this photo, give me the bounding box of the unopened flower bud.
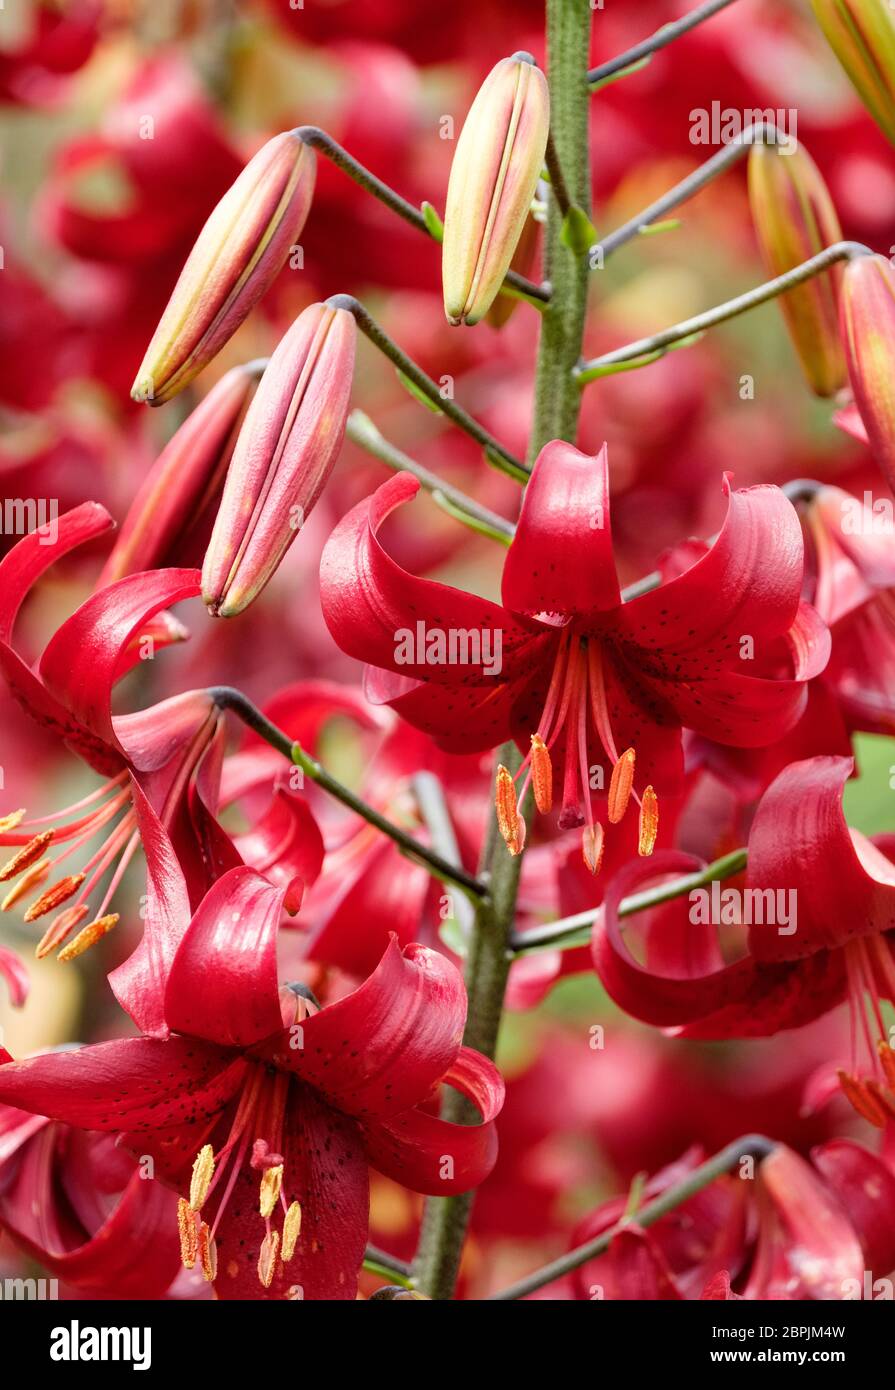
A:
[841,252,895,492]
[101,363,262,585]
[132,132,316,405]
[810,0,895,147]
[442,54,549,326]
[202,301,355,617]
[748,142,846,397]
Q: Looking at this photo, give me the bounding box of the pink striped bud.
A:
[132,132,315,405]
[841,252,895,492]
[442,54,549,326]
[100,363,262,584]
[202,301,355,617]
[748,141,846,397]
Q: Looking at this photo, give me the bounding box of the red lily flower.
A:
[805,484,895,733]
[569,1148,749,1301]
[0,504,321,958]
[594,754,895,1126]
[0,792,503,1299]
[320,442,828,872]
[569,1139,891,1301]
[227,679,490,976]
[0,1101,180,1298]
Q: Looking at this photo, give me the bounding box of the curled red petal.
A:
[320,471,541,684]
[256,937,466,1118]
[501,440,620,619]
[746,755,895,962]
[38,567,201,752]
[165,866,288,1047]
[0,500,113,645]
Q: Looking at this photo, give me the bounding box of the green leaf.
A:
[560,205,597,256]
[421,200,444,242]
[396,369,443,414]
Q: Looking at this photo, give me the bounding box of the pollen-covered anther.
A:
[0,809,25,834]
[57,913,119,963]
[282,1201,302,1262]
[530,734,553,814]
[607,749,635,825]
[23,873,86,923]
[837,1069,888,1128]
[582,823,604,876]
[258,1229,280,1289]
[495,764,524,855]
[189,1143,216,1212]
[177,1197,199,1269]
[877,1040,895,1089]
[638,786,659,857]
[36,904,89,960]
[2,859,50,911]
[0,831,54,882]
[259,1162,284,1219]
[198,1221,218,1282]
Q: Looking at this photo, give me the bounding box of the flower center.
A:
[178,1063,303,1292]
[838,936,895,1127]
[494,630,658,873]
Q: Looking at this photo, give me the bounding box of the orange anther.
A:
[607,749,635,824]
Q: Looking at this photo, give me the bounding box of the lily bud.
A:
[840,252,895,491]
[810,0,895,146]
[100,363,262,585]
[132,132,315,405]
[202,301,355,617]
[747,142,846,397]
[442,53,549,326]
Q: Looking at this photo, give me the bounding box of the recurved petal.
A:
[257,937,467,1118]
[502,440,621,619]
[745,754,895,962]
[164,866,290,1048]
[320,472,543,684]
[38,568,201,753]
[608,478,805,660]
[0,500,114,644]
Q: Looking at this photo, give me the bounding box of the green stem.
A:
[294,125,548,305]
[587,0,742,87]
[412,0,593,1300]
[529,0,593,456]
[594,121,784,262]
[487,1134,776,1300]
[412,747,530,1298]
[577,241,872,379]
[346,410,516,542]
[511,847,748,954]
[209,687,487,901]
[327,295,529,481]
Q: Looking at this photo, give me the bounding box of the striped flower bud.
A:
[748,141,846,397]
[841,252,895,492]
[202,301,355,617]
[100,363,262,584]
[132,132,315,405]
[442,53,549,326]
[810,0,895,146]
